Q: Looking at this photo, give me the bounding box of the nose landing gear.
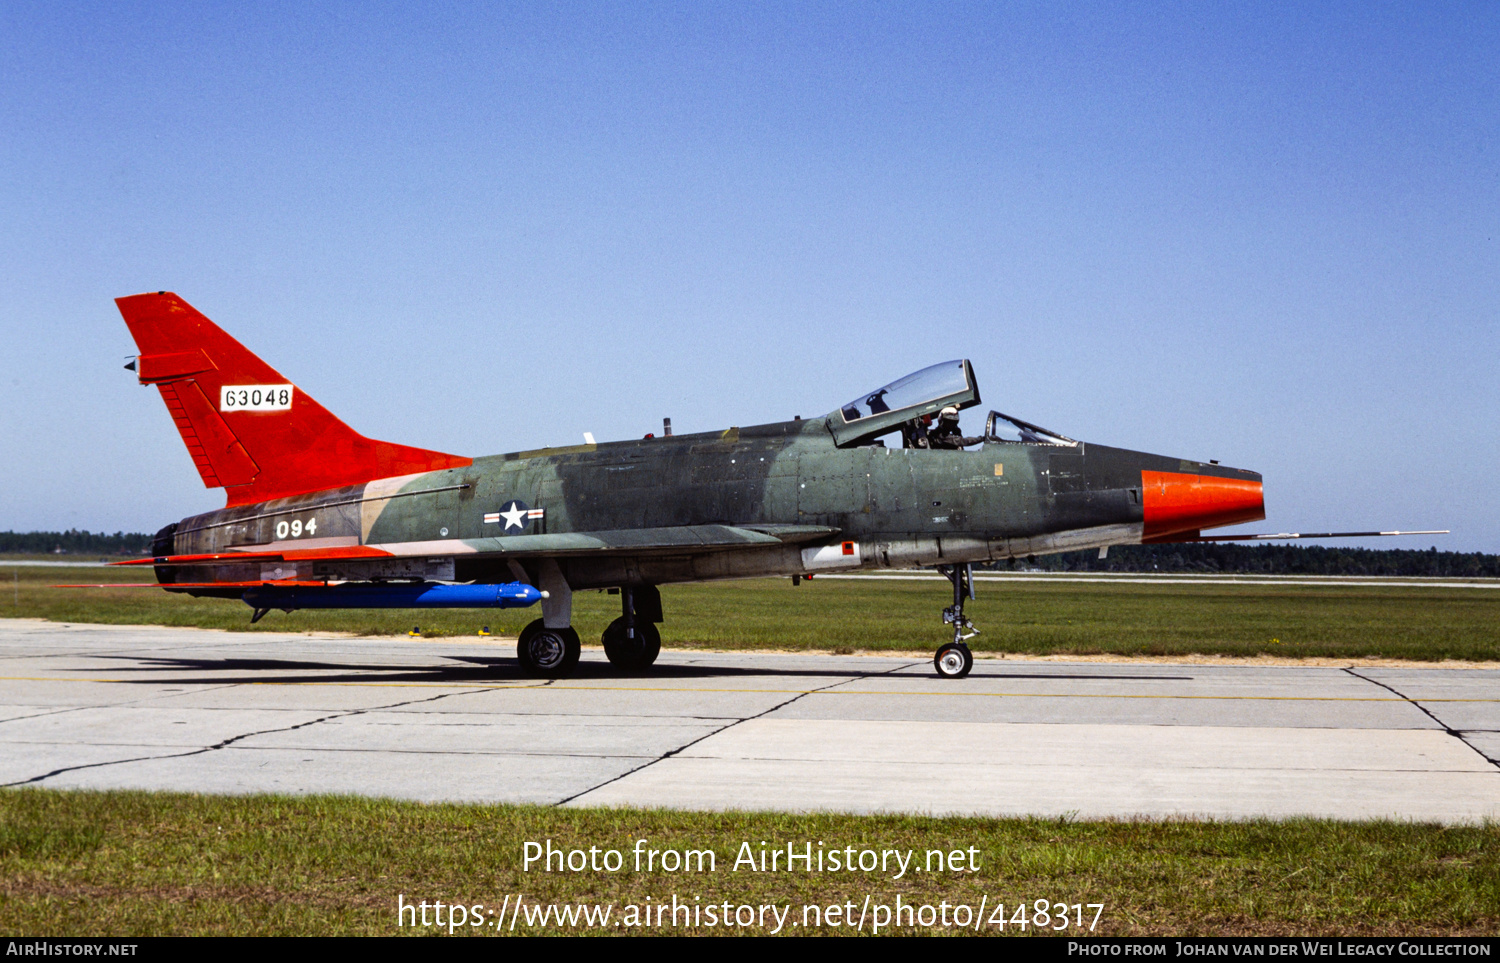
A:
[934,563,978,678]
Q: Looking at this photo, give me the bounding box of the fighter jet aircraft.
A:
[103,293,1442,678]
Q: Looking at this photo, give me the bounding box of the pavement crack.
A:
[1,682,527,788]
[1343,667,1500,770]
[0,704,99,727]
[2,751,202,787]
[0,682,283,731]
[552,661,924,807]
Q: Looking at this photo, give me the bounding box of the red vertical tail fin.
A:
[117,292,470,507]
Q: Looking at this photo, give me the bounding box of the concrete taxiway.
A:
[1,619,1496,822]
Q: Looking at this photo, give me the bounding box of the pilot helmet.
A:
[938,406,960,420]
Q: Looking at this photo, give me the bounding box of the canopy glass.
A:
[838,361,971,423]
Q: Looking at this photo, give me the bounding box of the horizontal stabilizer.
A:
[57,580,326,589]
[111,545,394,567]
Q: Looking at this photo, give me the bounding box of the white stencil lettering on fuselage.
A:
[220,384,294,412]
[274,518,317,539]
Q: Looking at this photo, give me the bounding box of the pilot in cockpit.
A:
[927,406,983,450]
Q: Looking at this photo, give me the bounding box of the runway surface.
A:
[2,619,1497,822]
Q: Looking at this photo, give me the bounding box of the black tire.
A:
[934,641,973,679]
[601,617,661,671]
[517,619,581,677]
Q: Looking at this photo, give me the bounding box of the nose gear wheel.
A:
[935,641,973,678]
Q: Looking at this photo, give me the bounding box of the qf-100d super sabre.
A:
[91,293,1445,678]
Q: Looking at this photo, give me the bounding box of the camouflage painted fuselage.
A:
[160,417,1261,593]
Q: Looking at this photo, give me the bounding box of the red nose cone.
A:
[1141,470,1265,539]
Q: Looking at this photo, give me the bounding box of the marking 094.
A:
[221,384,294,411]
[275,518,316,539]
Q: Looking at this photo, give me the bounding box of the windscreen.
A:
[984,411,1077,446]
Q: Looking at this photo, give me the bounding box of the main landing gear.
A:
[933,563,978,679]
[517,558,581,677]
[515,571,663,677]
[602,585,662,672]
[517,620,581,676]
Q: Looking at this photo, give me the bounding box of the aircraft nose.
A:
[1141,470,1264,540]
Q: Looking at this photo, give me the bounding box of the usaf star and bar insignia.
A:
[484,500,546,532]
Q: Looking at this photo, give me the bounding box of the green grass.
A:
[0,789,1495,936]
[8,566,1500,661]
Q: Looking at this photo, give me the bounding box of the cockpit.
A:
[828,360,1078,450]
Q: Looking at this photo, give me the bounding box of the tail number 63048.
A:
[221,384,294,412]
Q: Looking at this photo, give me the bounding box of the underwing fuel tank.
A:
[242,582,543,612]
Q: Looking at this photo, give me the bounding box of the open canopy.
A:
[827,360,980,446]
[826,360,1078,449]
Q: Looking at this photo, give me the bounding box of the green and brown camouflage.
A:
[113,293,1266,676]
[158,417,1261,593]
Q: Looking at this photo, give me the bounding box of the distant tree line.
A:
[0,530,153,556]
[999,543,1500,577]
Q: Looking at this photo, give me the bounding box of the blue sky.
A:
[2,2,1496,550]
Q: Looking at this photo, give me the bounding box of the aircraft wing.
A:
[434,523,838,557]
[114,523,841,569]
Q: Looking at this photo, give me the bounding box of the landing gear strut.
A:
[933,563,977,678]
[602,585,662,672]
